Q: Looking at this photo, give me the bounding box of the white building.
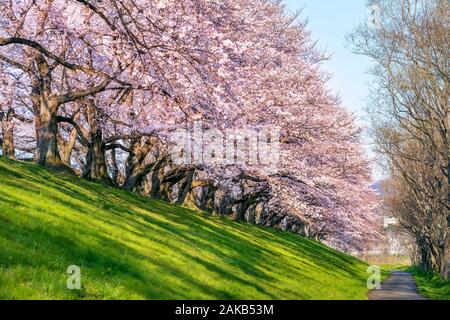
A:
[383,216,398,228]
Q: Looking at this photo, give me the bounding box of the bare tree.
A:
[349,0,449,277]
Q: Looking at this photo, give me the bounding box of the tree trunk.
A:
[438,242,449,279]
[59,127,78,166]
[32,56,67,169]
[83,128,110,183]
[34,105,63,167]
[195,183,216,212]
[176,170,194,205]
[109,148,120,185]
[157,166,196,203]
[150,167,163,198]
[81,105,110,183]
[1,110,15,159]
[124,161,147,191]
[417,236,433,273]
[123,138,153,192]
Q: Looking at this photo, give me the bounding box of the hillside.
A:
[0,159,372,299]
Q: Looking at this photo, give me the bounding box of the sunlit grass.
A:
[0,158,372,299]
[407,267,450,300]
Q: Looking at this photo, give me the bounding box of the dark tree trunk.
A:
[176,170,194,205]
[34,105,63,167]
[82,106,110,183]
[438,242,449,279]
[123,162,147,191]
[83,128,110,183]
[157,166,195,202]
[417,236,433,273]
[109,148,120,185]
[1,110,15,159]
[180,180,215,210]
[123,138,154,192]
[149,165,173,200]
[59,127,78,166]
[150,167,163,198]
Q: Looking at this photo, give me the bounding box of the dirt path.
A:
[369,270,427,300]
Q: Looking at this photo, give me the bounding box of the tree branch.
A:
[53,78,112,106]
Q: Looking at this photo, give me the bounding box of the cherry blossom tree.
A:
[0,0,382,251]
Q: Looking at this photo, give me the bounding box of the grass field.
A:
[0,158,374,300]
[407,267,450,300]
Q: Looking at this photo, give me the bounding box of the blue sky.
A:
[283,0,372,119]
[284,0,382,179]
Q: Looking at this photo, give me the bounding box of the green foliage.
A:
[407,267,450,300]
[0,159,372,299]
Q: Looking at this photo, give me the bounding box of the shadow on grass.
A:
[0,159,368,299]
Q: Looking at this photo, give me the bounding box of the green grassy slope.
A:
[0,159,372,300]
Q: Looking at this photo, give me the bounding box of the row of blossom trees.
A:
[0,0,381,251]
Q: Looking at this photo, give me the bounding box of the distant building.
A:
[383,216,398,228]
[352,215,409,259]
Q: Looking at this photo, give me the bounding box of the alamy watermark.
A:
[66,265,81,290]
[367,265,381,289]
[170,121,280,174]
